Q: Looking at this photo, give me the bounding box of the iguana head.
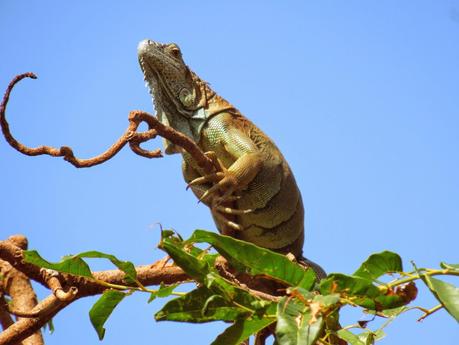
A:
[138,39,211,153]
[138,40,203,114]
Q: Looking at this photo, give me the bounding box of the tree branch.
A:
[0,236,44,345]
[0,234,192,345]
[0,296,14,334]
[0,294,69,345]
[0,72,222,344]
[0,237,190,299]
[1,73,215,172]
[0,73,282,344]
[0,233,285,345]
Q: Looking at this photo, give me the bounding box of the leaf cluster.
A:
[23,230,459,345]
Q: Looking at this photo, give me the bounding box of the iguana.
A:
[138,39,325,278]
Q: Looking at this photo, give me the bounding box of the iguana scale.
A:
[138,39,325,278]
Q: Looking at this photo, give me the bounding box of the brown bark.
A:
[0,236,43,345]
[1,73,215,172]
[0,235,191,345]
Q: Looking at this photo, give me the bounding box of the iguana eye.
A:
[168,45,182,59]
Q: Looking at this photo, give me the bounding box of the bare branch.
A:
[0,235,44,345]
[1,73,215,172]
[0,236,190,298]
[0,240,45,289]
[0,235,191,345]
[0,234,287,345]
[0,295,14,332]
[127,110,215,173]
[0,294,69,345]
[0,73,268,343]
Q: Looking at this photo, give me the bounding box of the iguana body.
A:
[138,39,324,277]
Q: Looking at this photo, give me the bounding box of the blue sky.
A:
[1,1,458,344]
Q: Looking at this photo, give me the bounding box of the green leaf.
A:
[148,283,179,303]
[23,250,138,283]
[47,319,55,334]
[161,229,177,240]
[337,329,385,345]
[89,290,126,340]
[320,274,381,308]
[276,296,324,345]
[313,293,340,308]
[155,287,252,322]
[440,262,459,271]
[75,251,137,284]
[159,229,272,313]
[422,276,459,322]
[204,270,280,320]
[159,233,209,281]
[375,306,408,318]
[211,317,276,345]
[336,329,366,345]
[353,251,403,281]
[188,230,316,290]
[24,250,93,278]
[319,273,410,310]
[358,329,385,345]
[286,287,315,301]
[42,319,55,334]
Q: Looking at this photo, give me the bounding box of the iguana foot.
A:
[197,171,237,205]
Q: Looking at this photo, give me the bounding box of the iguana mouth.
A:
[139,58,158,96]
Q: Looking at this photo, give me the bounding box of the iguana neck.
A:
[156,75,237,154]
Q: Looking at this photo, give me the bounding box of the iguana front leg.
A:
[191,151,263,205]
[184,153,262,232]
[183,114,265,232]
[182,154,243,234]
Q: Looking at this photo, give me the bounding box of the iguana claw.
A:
[196,171,237,204]
[186,172,225,190]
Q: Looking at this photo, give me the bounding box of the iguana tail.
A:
[298,256,327,281]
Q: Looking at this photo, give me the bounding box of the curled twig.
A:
[40,269,78,302]
[128,110,215,173]
[1,73,215,172]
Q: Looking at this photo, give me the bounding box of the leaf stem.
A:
[417,304,443,322]
[384,268,458,290]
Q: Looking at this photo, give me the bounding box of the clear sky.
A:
[1,1,458,344]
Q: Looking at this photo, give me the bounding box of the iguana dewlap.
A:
[138,39,323,274]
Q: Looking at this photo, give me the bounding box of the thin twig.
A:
[417,304,443,322]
